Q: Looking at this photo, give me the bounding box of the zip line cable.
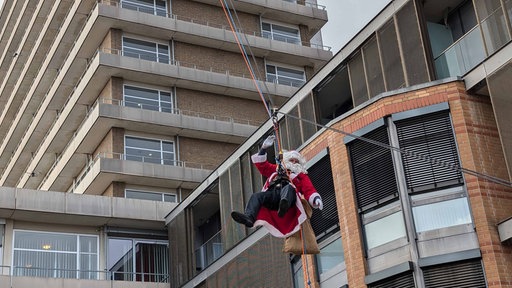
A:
[277,111,512,189]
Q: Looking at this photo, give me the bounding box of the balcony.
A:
[68,152,212,195]
[21,98,258,190]
[189,0,328,35]
[2,45,294,187]
[90,1,331,66]
[195,230,224,271]
[433,26,486,78]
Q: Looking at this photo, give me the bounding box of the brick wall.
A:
[178,137,238,168]
[173,42,265,78]
[171,0,260,35]
[175,88,268,125]
[298,80,511,287]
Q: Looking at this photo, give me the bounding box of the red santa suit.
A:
[251,153,320,238]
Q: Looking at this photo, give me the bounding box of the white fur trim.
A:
[308,192,321,207]
[251,153,267,163]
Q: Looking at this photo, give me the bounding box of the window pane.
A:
[108,238,134,281]
[412,197,472,232]
[124,38,156,52]
[316,238,344,274]
[126,137,161,150]
[364,211,406,249]
[126,190,163,201]
[15,231,76,251]
[163,194,177,202]
[125,86,159,100]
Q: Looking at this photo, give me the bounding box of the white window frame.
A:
[125,188,177,202]
[12,230,99,280]
[123,84,174,113]
[265,61,305,87]
[122,36,170,64]
[120,0,167,16]
[260,19,301,44]
[124,135,176,165]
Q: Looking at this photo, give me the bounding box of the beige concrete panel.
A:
[0,187,15,218]
[15,189,65,213]
[111,197,159,220]
[66,192,111,217]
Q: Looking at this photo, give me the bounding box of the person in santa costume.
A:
[231,135,323,238]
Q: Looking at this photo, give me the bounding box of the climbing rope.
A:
[219,1,315,285]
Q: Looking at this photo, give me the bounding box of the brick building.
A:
[165,0,512,287]
[0,0,330,287]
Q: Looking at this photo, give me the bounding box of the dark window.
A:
[308,154,339,238]
[395,111,463,193]
[348,126,399,211]
[368,272,415,288]
[423,259,486,288]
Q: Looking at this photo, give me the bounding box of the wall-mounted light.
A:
[42,244,51,250]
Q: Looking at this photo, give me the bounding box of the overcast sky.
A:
[317,0,391,53]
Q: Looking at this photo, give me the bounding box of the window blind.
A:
[423,259,486,288]
[349,126,399,211]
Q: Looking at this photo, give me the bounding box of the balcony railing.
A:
[433,25,486,78]
[98,0,331,51]
[69,151,215,192]
[0,265,169,283]
[195,230,224,271]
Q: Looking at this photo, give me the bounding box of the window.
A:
[13,231,98,279]
[291,256,304,288]
[422,259,486,287]
[125,189,177,202]
[307,153,339,239]
[266,64,305,87]
[0,223,4,266]
[121,0,167,16]
[261,21,300,44]
[316,236,345,282]
[348,124,405,250]
[122,37,169,64]
[362,202,407,249]
[108,237,169,282]
[411,187,471,232]
[124,85,173,113]
[125,136,175,165]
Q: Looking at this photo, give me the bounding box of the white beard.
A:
[285,161,306,174]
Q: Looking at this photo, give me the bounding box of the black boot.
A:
[278,184,296,217]
[231,211,255,228]
[278,198,290,217]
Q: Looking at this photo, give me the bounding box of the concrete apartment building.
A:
[0,0,331,287]
[163,0,512,287]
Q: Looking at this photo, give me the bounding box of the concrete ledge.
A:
[0,187,176,229]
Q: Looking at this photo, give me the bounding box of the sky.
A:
[316,0,392,53]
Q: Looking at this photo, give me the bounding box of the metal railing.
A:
[0,265,169,284]
[195,230,224,271]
